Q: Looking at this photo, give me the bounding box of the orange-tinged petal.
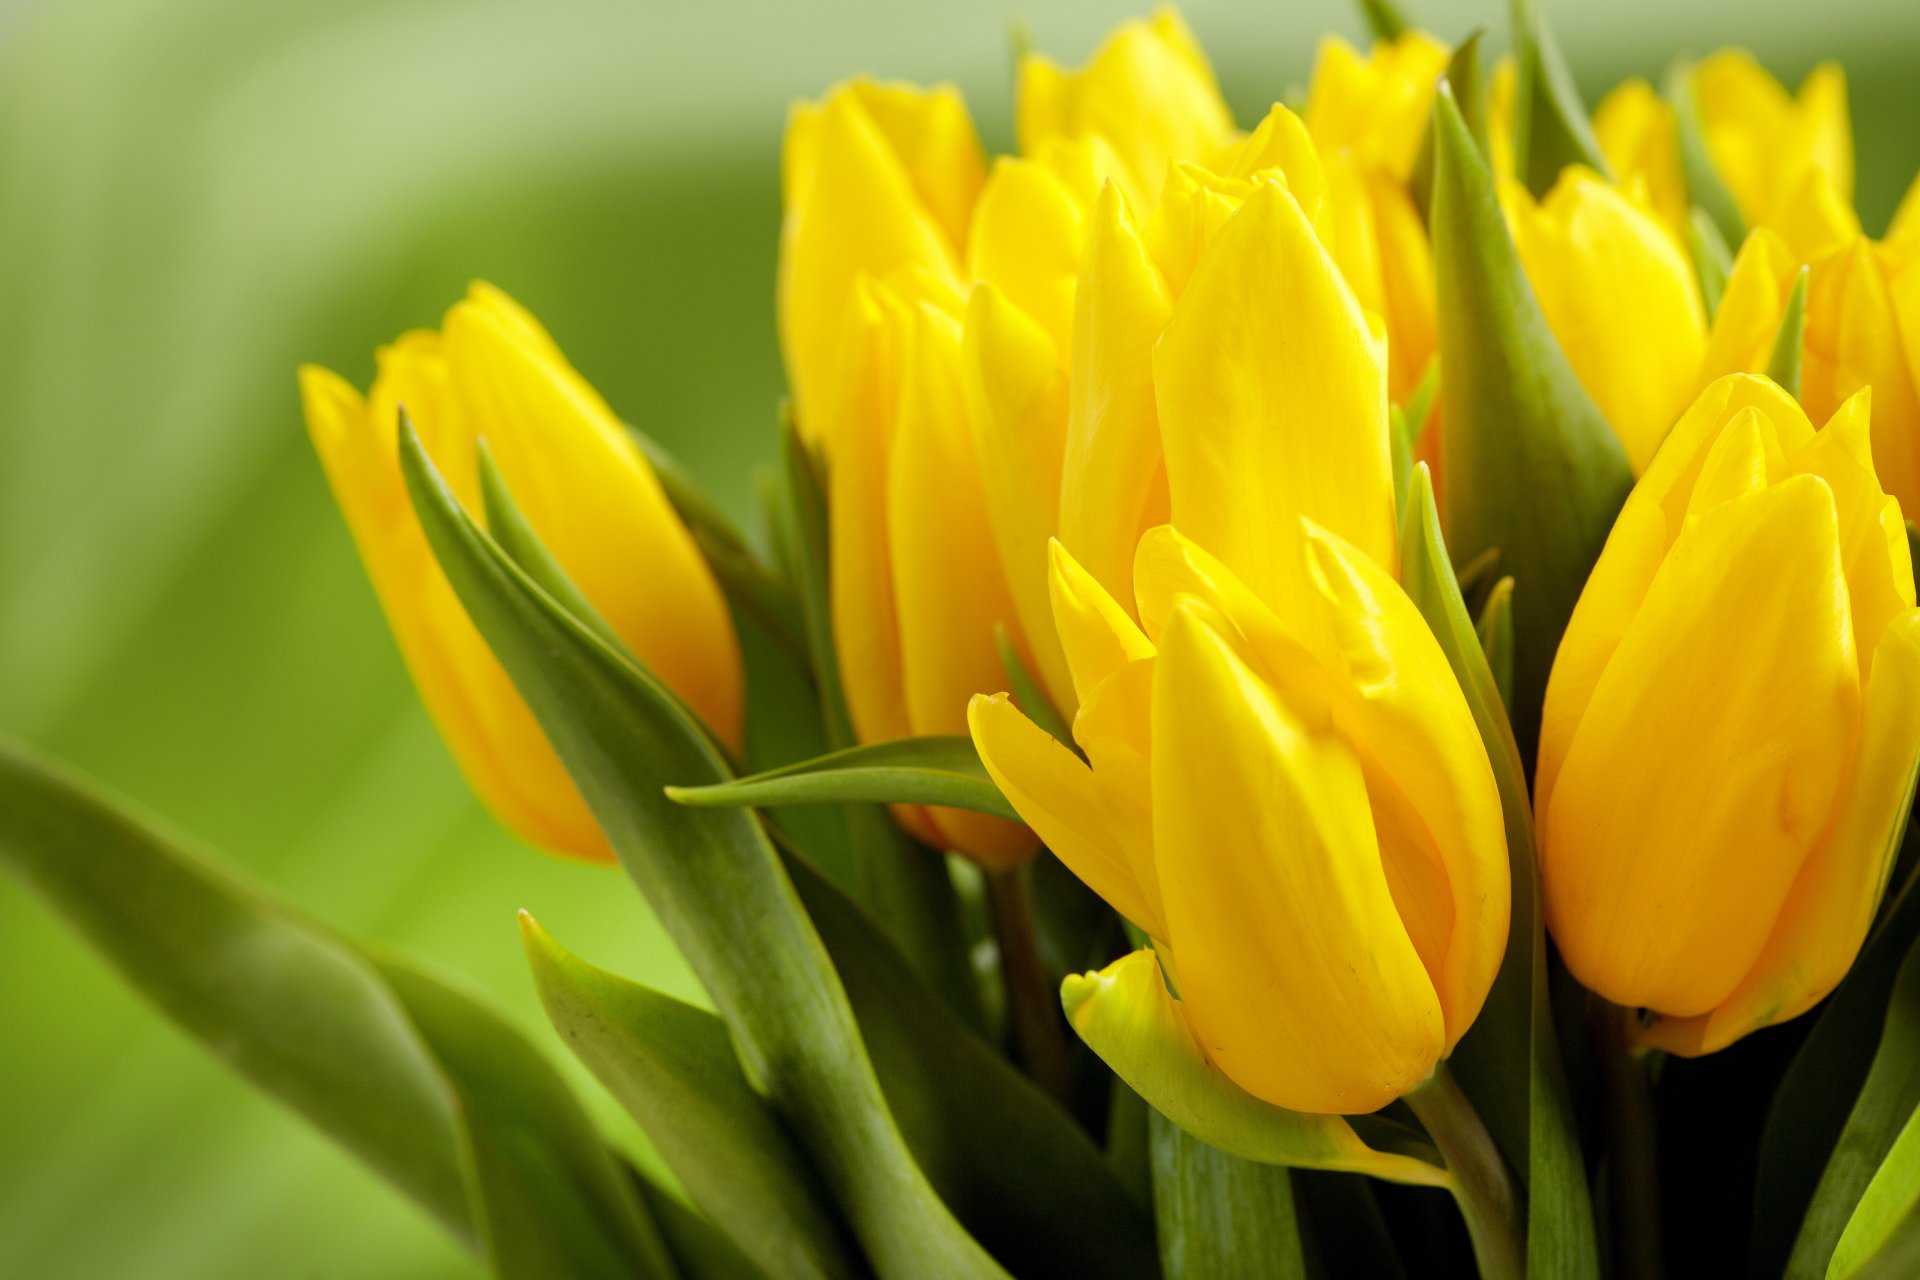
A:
[970,693,1161,937]
[888,303,1036,866]
[1300,522,1510,1049]
[1058,185,1175,609]
[1153,179,1395,611]
[1541,476,1858,1017]
[1153,600,1442,1114]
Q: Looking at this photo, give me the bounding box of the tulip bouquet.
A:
[9,0,1920,1276]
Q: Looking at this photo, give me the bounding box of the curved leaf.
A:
[668,737,1017,823]
[398,417,1007,1279]
[1832,1102,1920,1277]
[520,915,860,1280]
[1399,466,1600,1279]
[1767,266,1810,398]
[1476,575,1516,712]
[1151,1111,1307,1280]
[1355,0,1410,41]
[1509,0,1611,195]
[0,738,677,1280]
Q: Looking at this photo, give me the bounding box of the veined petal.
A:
[1638,611,1920,1055]
[442,288,743,749]
[1541,476,1858,1017]
[1058,185,1175,609]
[301,364,613,863]
[1153,600,1442,1114]
[1049,539,1154,707]
[962,284,1075,714]
[889,303,1036,866]
[970,694,1161,937]
[1300,522,1510,1049]
[1153,178,1395,612]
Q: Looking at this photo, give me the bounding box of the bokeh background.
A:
[1,0,1915,1275]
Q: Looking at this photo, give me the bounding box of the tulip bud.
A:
[971,527,1509,1114]
[1690,52,1853,241]
[301,283,742,862]
[1592,79,1687,239]
[1537,374,1920,1054]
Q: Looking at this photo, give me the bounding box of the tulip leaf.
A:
[781,847,1160,1280]
[1831,1101,1920,1277]
[995,622,1073,747]
[1391,405,1417,530]
[1666,62,1747,250]
[1849,1205,1920,1280]
[1412,31,1489,223]
[1431,83,1633,753]
[777,416,983,1031]
[0,738,680,1280]
[1151,1111,1308,1280]
[629,422,810,669]
[637,1180,770,1280]
[1476,575,1516,712]
[1061,948,1450,1187]
[519,914,861,1280]
[397,417,1008,1280]
[1767,266,1811,398]
[667,736,1019,824]
[1398,466,1600,1280]
[1688,207,1735,316]
[1786,934,1920,1279]
[1509,0,1612,196]
[1403,356,1442,449]
[1754,824,1920,1276]
[1355,0,1410,42]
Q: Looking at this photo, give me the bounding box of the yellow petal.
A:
[1049,539,1154,707]
[1502,168,1706,473]
[442,287,743,750]
[1697,228,1798,387]
[1153,178,1395,612]
[779,86,966,440]
[1891,171,1920,243]
[836,78,985,254]
[1541,476,1859,1017]
[966,157,1089,361]
[1876,239,1920,513]
[970,694,1161,936]
[1303,32,1449,182]
[1224,105,1329,218]
[1639,610,1920,1055]
[1768,168,1862,264]
[1593,78,1687,240]
[1805,239,1920,517]
[961,284,1075,715]
[1300,522,1511,1049]
[1057,185,1175,608]
[302,363,612,863]
[1153,600,1442,1114]
[888,303,1036,866]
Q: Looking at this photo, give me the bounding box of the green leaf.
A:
[781,847,1160,1280]
[669,736,1017,823]
[1410,31,1488,224]
[1391,405,1416,530]
[1403,355,1442,449]
[1509,0,1612,196]
[1151,1111,1307,1280]
[777,415,983,1032]
[1849,1204,1920,1280]
[636,1179,770,1280]
[1061,948,1449,1187]
[1688,206,1735,316]
[520,914,860,1280]
[397,418,1007,1279]
[1666,62,1746,250]
[1476,575,1516,712]
[1833,1102,1920,1277]
[995,622,1073,747]
[0,738,678,1280]
[1398,467,1600,1280]
[1430,83,1633,753]
[1767,266,1811,398]
[628,422,809,669]
[1753,826,1920,1279]
[1787,935,1920,1279]
[1355,0,1409,41]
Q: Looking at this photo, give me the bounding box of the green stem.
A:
[1592,997,1663,1280]
[1404,1062,1526,1280]
[984,862,1073,1109]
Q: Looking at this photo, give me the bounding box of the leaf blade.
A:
[668,736,1018,823]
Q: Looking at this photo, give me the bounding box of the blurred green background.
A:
[1,0,1915,1275]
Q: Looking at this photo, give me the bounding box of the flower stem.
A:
[1591,997,1663,1280]
[983,862,1073,1109]
[1404,1062,1526,1280]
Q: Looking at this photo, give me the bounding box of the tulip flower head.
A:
[301,284,743,863]
[1537,374,1920,1054]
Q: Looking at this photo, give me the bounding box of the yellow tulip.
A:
[1693,52,1853,246]
[971,527,1509,1114]
[301,283,742,863]
[1537,374,1920,1054]
[1592,78,1687,240]
[778,77,984,445]
[1303,30,1449,183]
[1015,7,1236,211]
[1501,166,1708,472]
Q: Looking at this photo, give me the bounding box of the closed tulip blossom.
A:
[301,284,742,862]
[1537,374,1920,1054]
